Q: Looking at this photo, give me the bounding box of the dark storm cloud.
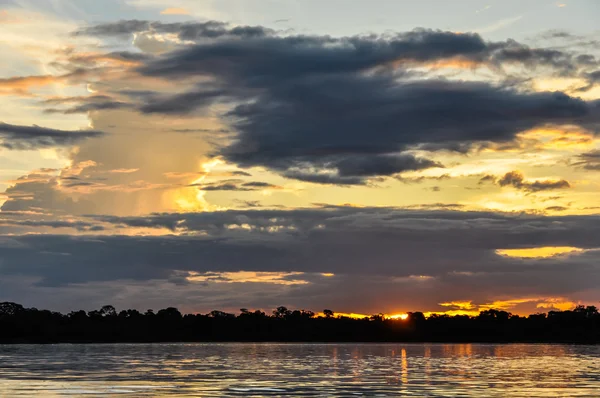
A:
[122,27,600,182]
[72,21,600,183]
[279,154,442,185]
[91,207,600,248]
[220,79,597,182]
[332,154,442,178]
[1,207,599,291]
[140,88,230,114]
[0,122,104,150]
[137,29,596,82]
[496,171,571,192]
[489,42,580,73]
[74,19,274,41]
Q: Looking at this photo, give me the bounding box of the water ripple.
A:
[0,343,598,397]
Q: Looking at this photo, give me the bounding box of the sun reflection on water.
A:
[0,343,596,397]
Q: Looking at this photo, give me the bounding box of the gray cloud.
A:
[497,171,571,192]
[221,79,597,182]
[572,150,600,170]
[68,22,600,183]
[0,219,103,232]
[240,181,280,188]
[0,207,598,312]
[0,207,597,298]
[44,101,133,115]
[0,122,104,150]
[74,20,274,41]
[577,69,600,92]
[396,174,452,184]
[125,28,600,182]
[192,180,281,191]
[1,179,95,214]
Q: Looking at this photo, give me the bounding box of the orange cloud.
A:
[517,128,596,151]
[160,7,190,15]
[435,296,579,316]
[536,298,576,311]
[439,300,475,310]
[67,52,145,68]
[109,168,139,174]
[315,312,370,319]
[495,246,585,259]
[384,56,482,72]
[0,68,98,97]
[424,309,480,317]
[0,9,23,24]
[186,271,309,285]
[0,75,60,96]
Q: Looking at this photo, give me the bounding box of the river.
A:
[0,343,598,396]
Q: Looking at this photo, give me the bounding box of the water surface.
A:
[0,343,598,396]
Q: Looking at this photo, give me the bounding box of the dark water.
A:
[0,343,598,397]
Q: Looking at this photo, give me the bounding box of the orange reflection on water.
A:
[401,348,408,384]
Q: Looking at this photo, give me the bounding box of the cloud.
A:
[191,180,282,191]
[109,168,140,174]
[496,171,571,192]
[577,70,600,92]
[0,218,103,232]
[160,7,190,15]
[44,101,134,114]
[571,150,600,170]
[4,15,600,313]
[0,122,104,150]
[0,70,93,97]
[74,19,273,41]
[0,207,598,315]
[64,21,600,183]
[108,26,598,182]
[396,174,451,184]
[474,15,523,34]
[0,75,59,96]
[278,154,442,185]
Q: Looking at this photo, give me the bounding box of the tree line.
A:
[1,302,599,343]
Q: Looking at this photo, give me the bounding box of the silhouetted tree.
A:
[0,302,24,316]
[273,306,292,318]
[0,302,599,344]
[157,307,182,320]
[100,305,117,317]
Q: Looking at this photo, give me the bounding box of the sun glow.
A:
[172,158,226,212]
[388,313,409,320]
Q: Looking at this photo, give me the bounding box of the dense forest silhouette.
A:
[1,302,599,343]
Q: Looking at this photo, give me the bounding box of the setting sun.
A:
[389,313,409,320]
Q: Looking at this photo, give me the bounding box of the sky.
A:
[1,0,600,316]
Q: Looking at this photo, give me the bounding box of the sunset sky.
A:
[1,0,600,316]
